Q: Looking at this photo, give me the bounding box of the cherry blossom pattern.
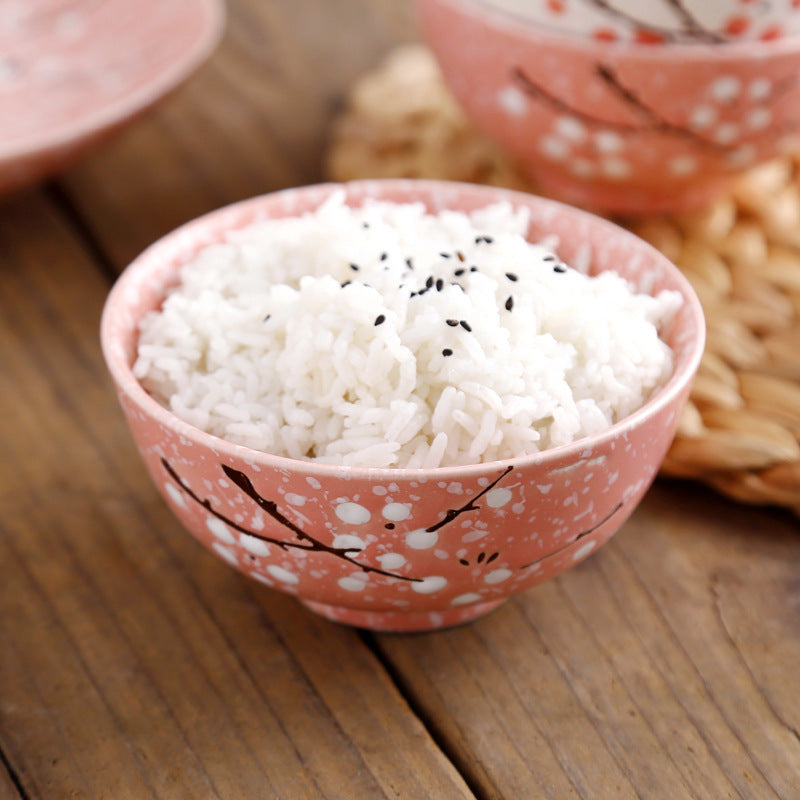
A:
[161,458,514,590]
[507,62,798,181]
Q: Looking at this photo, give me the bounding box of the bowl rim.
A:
[420,0,800,60]
[100,178,706,481]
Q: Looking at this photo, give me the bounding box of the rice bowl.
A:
[101,180,704,631]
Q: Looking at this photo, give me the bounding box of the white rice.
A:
[133,193,681,468]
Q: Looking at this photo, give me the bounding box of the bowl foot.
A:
[300,597,507,632]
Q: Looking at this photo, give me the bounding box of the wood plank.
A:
[372,482,800,800]
[59,0,417,269]
[0,189,473,800]
[0,763,22,800]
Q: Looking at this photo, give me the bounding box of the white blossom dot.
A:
[164,482,186,508]
[335,502,370,525]
[411,576,448,594]
[266,565,299,584]
[556,116,587,142]
[378,553,406,570]
[540,134,570,161]
[451,593,483,606]
[602,158,632,179]
[240,534,271,556]
[306,476,321,490]
[250,572,274,586]
[593,130,624,153]
[207,517,235,544]
[713,123,740,144]
[572,540,597,561]
[484,568,513,584]
[382,502,411,521]
[486,487,513,508]
[406,528,438,550]
[709,75,741,103]
[497,85,529,117]
[689,105,717,131]
[746,107,771,130]
[668,156,698,176]
[212,542,239,565]
[284,493,306,506]
[748,78,772,101]
[338,575,368,592]
[332,534,366,551]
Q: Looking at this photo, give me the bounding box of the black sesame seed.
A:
[505,296,514,311]
[362,222,370,228]
[459,558,469,566]
[349,263,360,272]
[446,319,459,327]
[543,254,556,262]
[435,278,444,291]
[454,268,466,277]
[460,320,472,332]
[384,522,395,530]
[263,313,271,322]
[374,314,386,326]
[475,235,494,244]
[425,276,434,289]
[406,258,414,270]
[470,266,478,272]
[442,348,453,357]
[554,264,567,273]
[439,251,451,259]
[380,252,388,261]
[340,281,351,287]
[505,272,518,282]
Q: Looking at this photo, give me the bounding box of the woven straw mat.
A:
[324,45,800,515]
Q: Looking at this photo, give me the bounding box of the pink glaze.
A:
[417,0,800,214]
[0,0,224,195]
[101,180,705,631]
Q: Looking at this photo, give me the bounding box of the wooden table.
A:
[1,2,799,798]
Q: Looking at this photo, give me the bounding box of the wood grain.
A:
[59,0,417,269]
[0,189,472,800]
[2,0,799,797]
[372,483,800,800]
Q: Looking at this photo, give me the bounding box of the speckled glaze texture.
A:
[101,180,705,631]
[0,0,224,195]
[417,0,800,214]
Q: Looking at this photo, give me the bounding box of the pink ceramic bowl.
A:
[417,0,800,214]
[0,0,224,195]
[101,180,704,632]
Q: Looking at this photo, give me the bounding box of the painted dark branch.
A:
[161,457,306,551]
[426,465,514,534]
[519,501,624,570]
[594,64,727,152]
[161,458,421,583]
[513,67,645,133]
[663,0,723,42]
[222,464,315,546]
